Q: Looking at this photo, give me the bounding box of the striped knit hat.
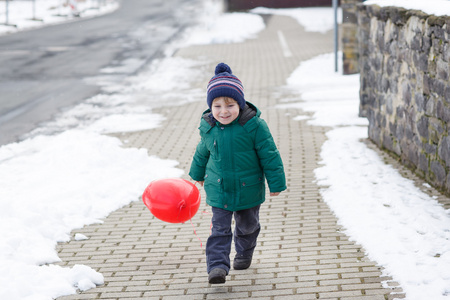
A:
[207,63,245,109]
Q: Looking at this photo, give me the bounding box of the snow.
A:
[0,130,184,299]
[280,54,367,127]
[282,52,450,299]
[185,13,265,45]
[176,0,265,46]
[28,56,207,138]
[0,0,119,35]
[251,6,342,33]
[74,233,88,241]
[364,0,450,17]
[1,1,450,299]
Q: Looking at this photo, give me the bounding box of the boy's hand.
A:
[270,192,280,196]
[197,181,204,187]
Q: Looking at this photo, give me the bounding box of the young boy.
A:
[189,63,286,284]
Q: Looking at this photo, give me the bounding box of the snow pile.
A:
[124,56,207,105]
[251,6,342,33]
[284,54,366,127]
[0,0,118,35]
[282,52,450,300]
[30,56,207,138]
[184,0,265,45]
[30,93,165,136]
[364,0,450,17]
[0,263,103,300]
[0,130,183,299]
[185,12,264,45]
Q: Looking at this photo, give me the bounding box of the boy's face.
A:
[211,97,240,125]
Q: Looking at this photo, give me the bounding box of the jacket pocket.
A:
[239,174,264,204]
[204,171,223,201]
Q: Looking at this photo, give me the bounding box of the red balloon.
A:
[142,178,201,223]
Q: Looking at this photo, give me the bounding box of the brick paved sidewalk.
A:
[57,14,406,300]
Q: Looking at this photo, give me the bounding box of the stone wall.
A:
[357,4,450,195]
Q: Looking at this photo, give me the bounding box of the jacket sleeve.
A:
[189,138,210,181]
[254,119,286,193]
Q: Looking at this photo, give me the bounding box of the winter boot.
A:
[208,268,227,284]
[233,255,252,270]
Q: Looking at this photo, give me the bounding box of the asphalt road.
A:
[0,0,202,145]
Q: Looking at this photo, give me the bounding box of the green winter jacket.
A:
[189,102,286,211]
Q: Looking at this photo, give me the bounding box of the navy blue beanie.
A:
[206,63,245,109]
